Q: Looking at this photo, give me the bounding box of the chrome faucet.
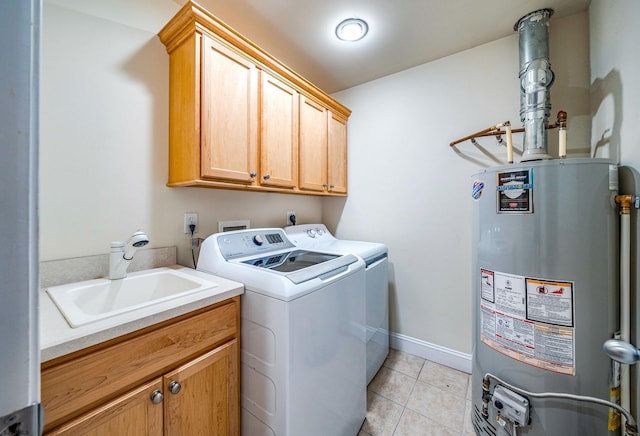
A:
[109,230,150,279]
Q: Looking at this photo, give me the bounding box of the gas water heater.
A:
[471,159,620,435]
[467,8,638,436]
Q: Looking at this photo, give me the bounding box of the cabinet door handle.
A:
[250,171,256,178]
[263,174,271,180]
[168,381,182,395]
[150,390,164,404]
[329,184,335,189]
[322,183,327,188]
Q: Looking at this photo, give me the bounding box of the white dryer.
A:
[285,224,389,384]
[197,228,366,436]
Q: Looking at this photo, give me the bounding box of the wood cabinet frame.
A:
[41,297,240,435]
[158,1,350,196]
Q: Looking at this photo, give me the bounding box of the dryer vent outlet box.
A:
[218,220,250,233]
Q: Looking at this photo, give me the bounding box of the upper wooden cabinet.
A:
[158,1,350,196]
[299,96,328,193]
[260,72,298,189]
[200,35,258,184]
[328,112,348,194]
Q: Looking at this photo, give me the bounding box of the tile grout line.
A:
[364,350,474,436]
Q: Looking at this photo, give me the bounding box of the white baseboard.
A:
[389,331,472,374]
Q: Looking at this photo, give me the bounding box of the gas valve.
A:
[492,385,530,428]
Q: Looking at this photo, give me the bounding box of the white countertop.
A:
[40,265,244,362]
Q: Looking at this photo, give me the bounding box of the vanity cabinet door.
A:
[45,379,163,436]
[164,339,239,436]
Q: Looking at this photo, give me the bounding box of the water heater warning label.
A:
[479,269,575,375]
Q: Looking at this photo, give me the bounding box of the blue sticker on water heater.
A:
[496,169,533,214]
[472,180,485,200]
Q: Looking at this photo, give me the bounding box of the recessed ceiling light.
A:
[335,18,368,42]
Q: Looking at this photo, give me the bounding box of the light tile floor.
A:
[359,349,475,436]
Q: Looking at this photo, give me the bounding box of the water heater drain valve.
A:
[492,385,530,428]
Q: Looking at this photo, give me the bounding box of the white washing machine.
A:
[285,224,389,384]
[197,228,366,436]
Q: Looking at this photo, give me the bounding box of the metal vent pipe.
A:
[514,8,555,161]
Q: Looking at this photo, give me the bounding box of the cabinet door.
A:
[46,379,163,436]
[298,95,328,192]
[164,339,239,436]
[328,112,348,194]
[260,71,298,188]
[201,35,258,183]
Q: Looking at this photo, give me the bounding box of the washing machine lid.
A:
[197,228,364,289]
[236,249,358,284]
[285,224,387,262]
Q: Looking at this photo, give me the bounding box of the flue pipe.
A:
[514,9,555,161]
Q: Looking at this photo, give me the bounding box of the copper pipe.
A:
[616,195,634,215]
[557,110,567,128]
[449,111,567,147]
[449,122,509,146]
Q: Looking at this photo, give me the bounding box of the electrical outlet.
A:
[184,212,198,234]
[287,211,296,226]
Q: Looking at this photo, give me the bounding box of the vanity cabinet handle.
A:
[322,183,327,188]
[250,171,256,178]
[263,174,271,180]
[150,390,164,404]
[168,381,182,395]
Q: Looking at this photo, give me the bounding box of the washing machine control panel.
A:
[217,229,295,260]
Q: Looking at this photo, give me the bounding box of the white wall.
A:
[327,12,591,355]
[589,0,640,420]
[40,2,322,266]
[589,0,640,165]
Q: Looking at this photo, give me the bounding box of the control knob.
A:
[306,229,316,238]
[253,235,264,246]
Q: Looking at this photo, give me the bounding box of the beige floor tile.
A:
[383,349,425,379]
[418,360,469,398]
[393,409,459,436]
[361,352,479,435]
[463,400,476,434]
[368,367,416,405]
[360,391,404,436]
[406,380,465,431]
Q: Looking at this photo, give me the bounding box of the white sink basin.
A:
[47,267,218,327]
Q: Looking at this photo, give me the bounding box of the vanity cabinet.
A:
[44,379,164,435]
[158,1,350,196]
[41,297,240,435]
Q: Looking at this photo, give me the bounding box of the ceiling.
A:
[47,0,590,93]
